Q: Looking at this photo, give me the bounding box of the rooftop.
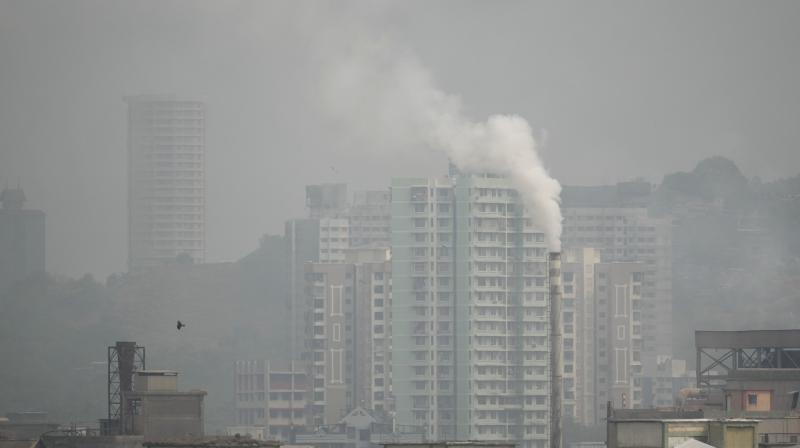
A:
[143,437,280,448]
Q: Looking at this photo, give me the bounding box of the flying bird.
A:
[177,320,186,330]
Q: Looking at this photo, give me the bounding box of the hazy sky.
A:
[1,0,799,278]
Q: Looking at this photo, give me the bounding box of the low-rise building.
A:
[607,417,759,448]
[121,371,206,440]
[233,360,309,442]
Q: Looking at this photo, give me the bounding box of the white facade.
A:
[126,96,205,271]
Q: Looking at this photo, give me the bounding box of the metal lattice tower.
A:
[108,342,145,422]
[696,330,800,390]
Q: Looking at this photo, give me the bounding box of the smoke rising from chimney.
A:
[322,39,563,250]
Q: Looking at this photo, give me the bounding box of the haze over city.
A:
[1,3,799,448]
[2,1,800,277]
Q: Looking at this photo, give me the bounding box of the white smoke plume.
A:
[321,38,563,251]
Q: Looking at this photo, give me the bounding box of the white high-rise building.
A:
[126,95,205,271]
[391,174,552,448]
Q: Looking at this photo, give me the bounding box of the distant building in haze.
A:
[561,183,673,381]
[349,190,391,248]
[0,187,45,293]
[126,95,205,271]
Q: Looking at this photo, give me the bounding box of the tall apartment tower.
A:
[560,248,601,426]
[561,249,647,426]
[391,174,551,448]
[304,247,392,425]
[593,261,645,419]
[286,184,350,361]
[126,96,205,271]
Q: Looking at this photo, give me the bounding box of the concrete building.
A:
[306,263,356,426]
[391,174,552,447]
[288,185,392,363]
[287,185,352,362]
[121,370,206,440]
[0,187,45,293]
[287,218,322,361]
[304,249,392,425]
[561,199,673,381]
[233,360,309,442]
[561,248,602,426]
[594,262,646,417]
[558,250,648,426]
[344,248,393,413]
[126,96,205,271]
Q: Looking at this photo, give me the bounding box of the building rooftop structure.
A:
[607,416,760,448]
[695,329,800,416]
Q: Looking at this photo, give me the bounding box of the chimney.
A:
[549,252,563,448]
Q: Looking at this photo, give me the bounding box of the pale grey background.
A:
[1,0,798,278]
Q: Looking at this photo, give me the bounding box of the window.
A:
[615,348,627,384]
[743,391,771,411]
[330,285,343,315]
[615,285,627,317]
[332,323,341,342]
[330,349,343,384]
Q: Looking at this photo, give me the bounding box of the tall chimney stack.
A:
[549,252,563,448]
